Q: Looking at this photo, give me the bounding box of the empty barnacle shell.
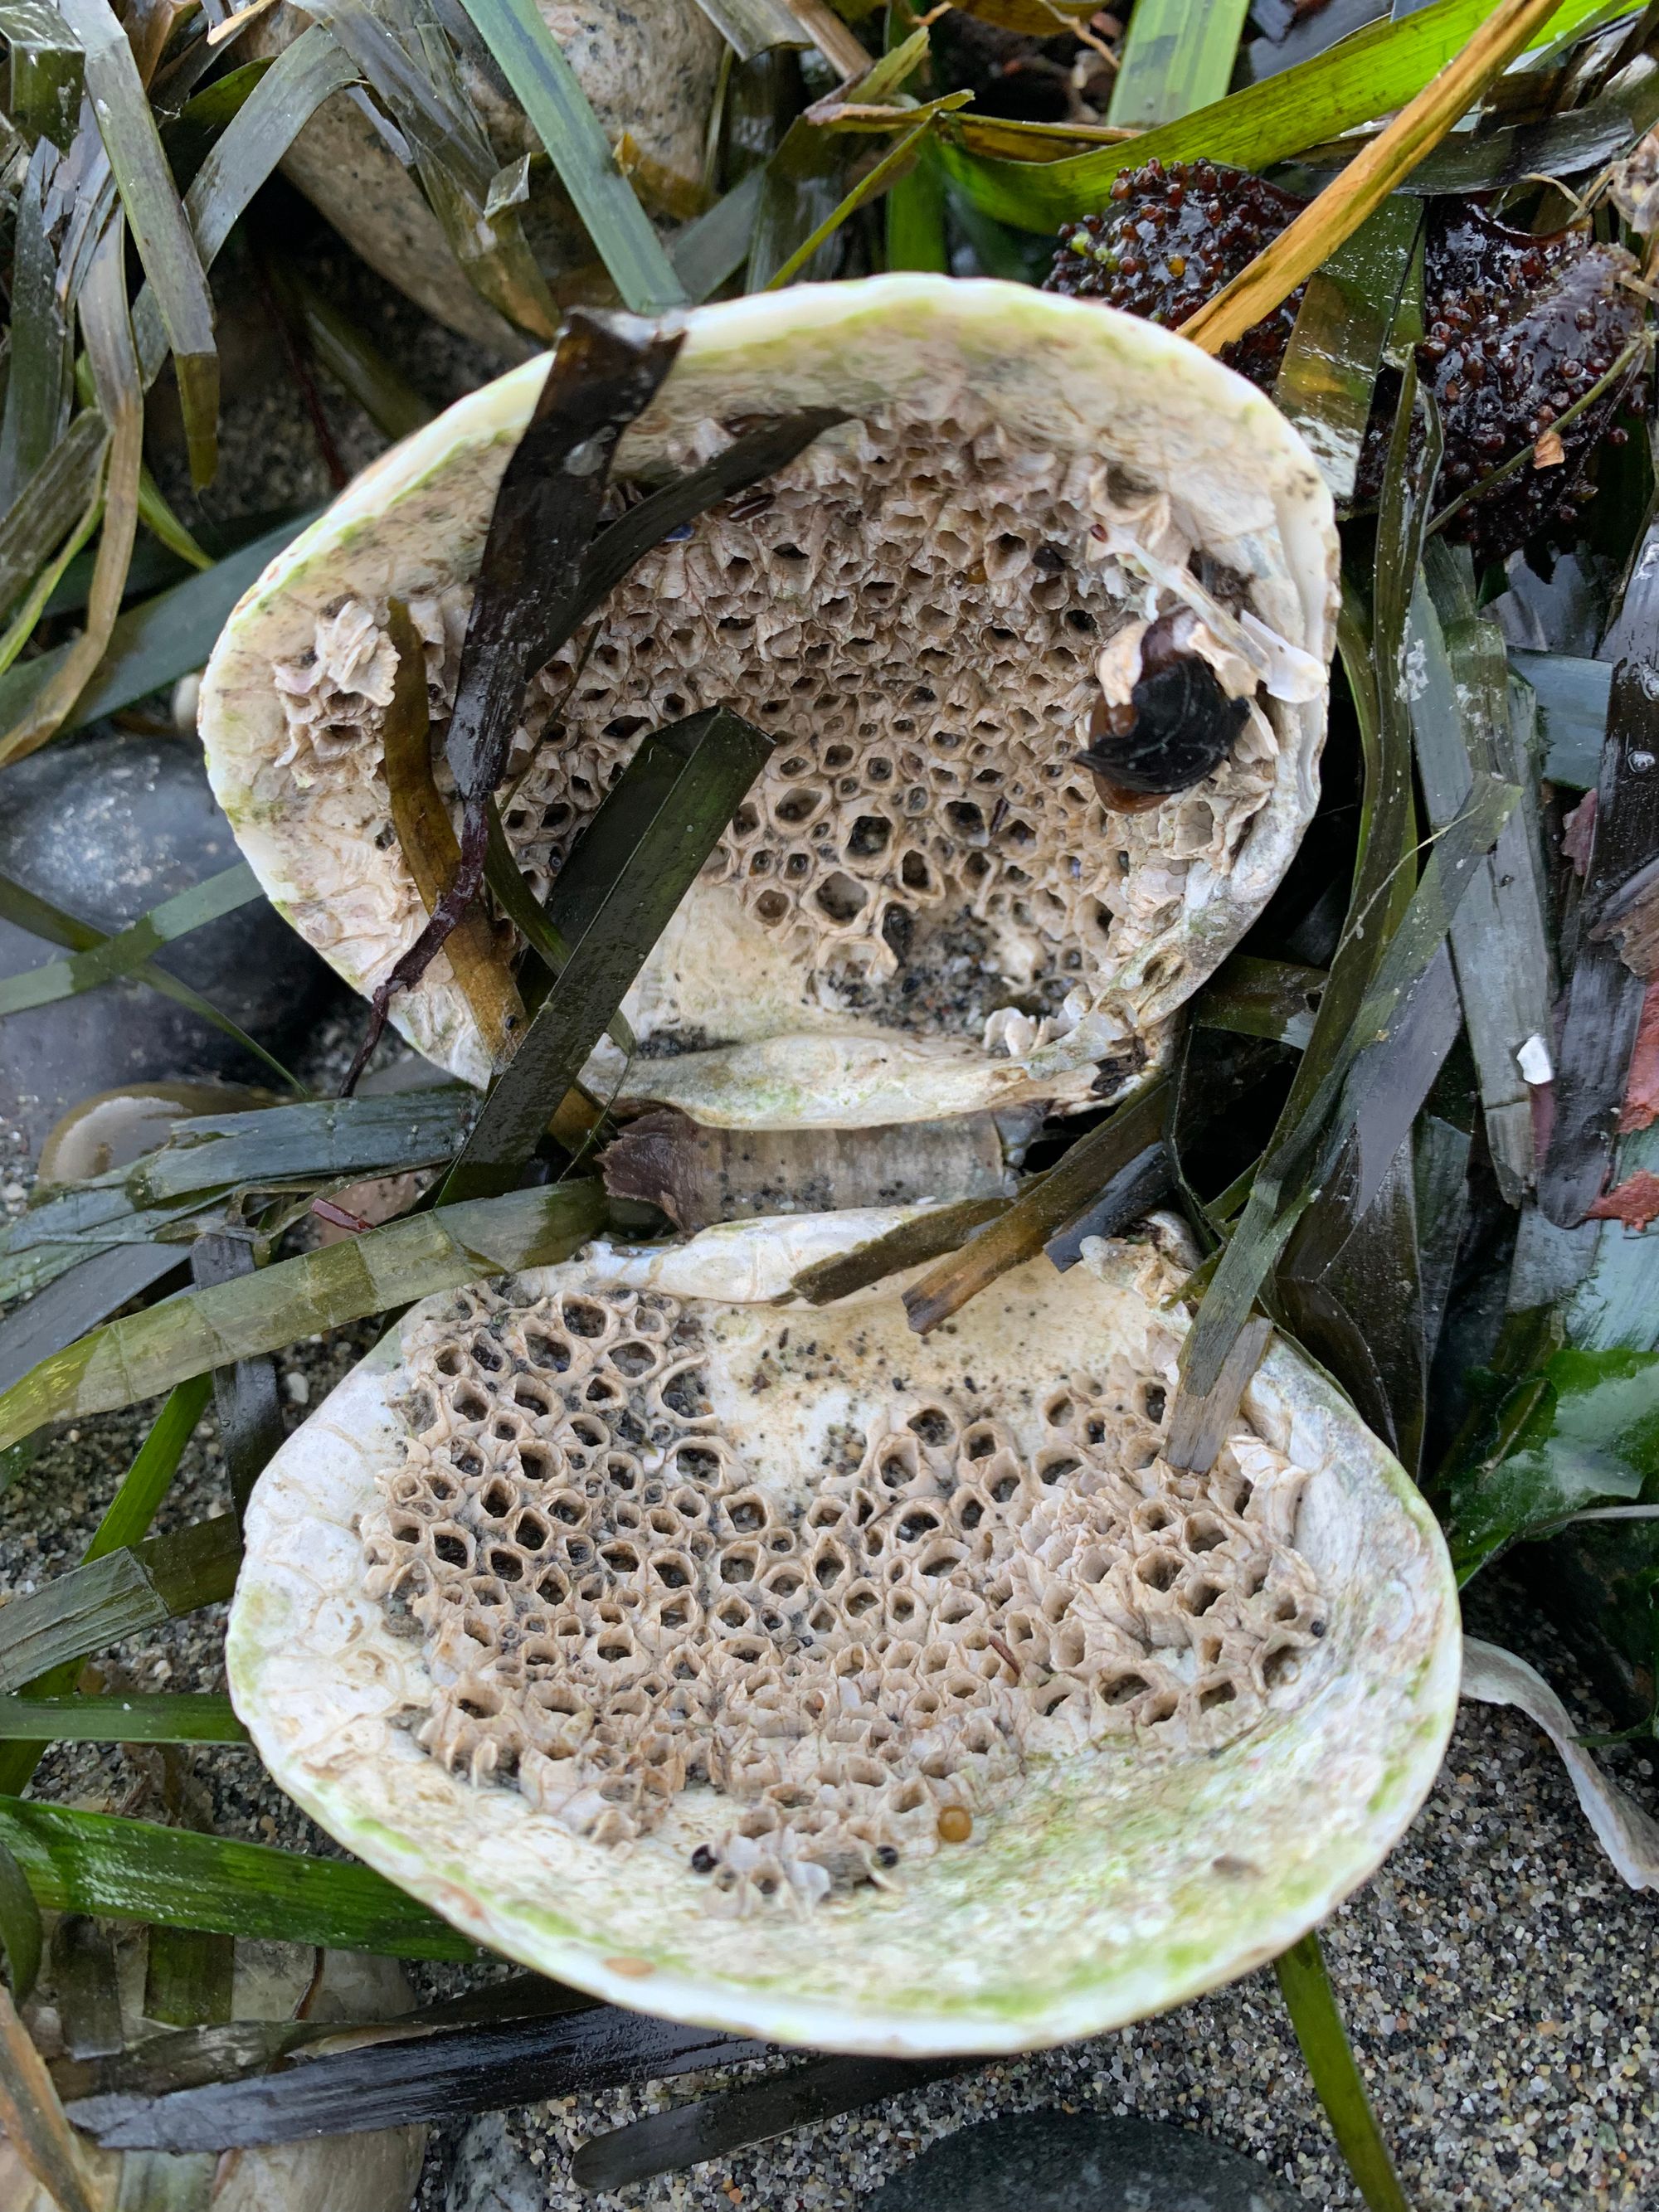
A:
[201,277,1338,1133]
[228,1208,1457,2052]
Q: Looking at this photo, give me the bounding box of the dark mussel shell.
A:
[1077,620,1250,804]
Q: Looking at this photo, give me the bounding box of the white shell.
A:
[201,277,1339,1130]
[228,1213,1457,2054]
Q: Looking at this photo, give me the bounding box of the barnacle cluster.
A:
[269,408,1285,1049]
[1048,163,1647,561]
[361,1276,1327,1913]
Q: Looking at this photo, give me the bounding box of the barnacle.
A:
[228,1212,1460,2047]
[202,279,1338,1128]
[362,1273,1325,1908]
[1048,165,1647,562]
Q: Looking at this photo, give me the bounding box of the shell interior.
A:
[228,1213,1458,2051]
[201,280,1339,1127]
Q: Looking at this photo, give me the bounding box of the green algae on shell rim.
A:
[199,276,1339,1134]
[226,1209,1457,2054]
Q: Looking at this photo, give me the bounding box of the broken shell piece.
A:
[229,1208,1457,2053]
[202,277,1338,1132]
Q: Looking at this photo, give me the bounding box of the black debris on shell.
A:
[1048,162,1648,565]
[1044,158,1310,391]
[1074,615,1249,800]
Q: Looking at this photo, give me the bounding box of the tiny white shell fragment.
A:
[1517,1032,1555,1086]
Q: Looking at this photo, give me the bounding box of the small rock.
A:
[0,732,341,1155]
[859,2112,1294,2212]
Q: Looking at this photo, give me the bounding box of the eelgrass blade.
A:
[145,1928,235,2031]
[0,0,86,148]
[90,1375,215,1564]
[575,408,846,615]
[131,25,362,387]
[0,1518,242,1700]
[1170,774,1517,1456]
[745,31,924,286]
[0,862,260,1018]
[1272,195,1419,502]
[0,501,328,744]
[350,318,682,1083]
[1106,0,1250,127]
[0,408,109,627]
[747,109,861,288]
[787,1197,1010,1307]
[1194,955,1326,1050]
[902,1076,1170,1335]
[0,1373,216,1795]
[306,0,559,341]
[1540,675,1657,1224]
[669,167,766,299]
[441,711,774,1203]
[382,600,524,1068]
[456,0,690,314]
[1324,54,1659,192]
[762,117,937,290]
[1044,1142,1173,1272]
[936,0,1615,231]
[0,212,143,771]
[0,1839,41,2001]
[1410,542,1554,1201]
[1276,1931,1410,2212]
[71,2007,762,2150]
[0,1181,605,1452]
[0,460,105,682]
[0,1695,248,1743]
[187,1235,285,1523]
[55,1973,590,2105]
[1179,0,1584,358]
[1165,387,1431,1437]
[272,266,435,443]
[51,1916,124,2061]
[0,1245,185,1398]
[0,1978,100,2212]
[690,0,808,58]
[886,129,947,272]
[0,869,307,1095]
[0,140,75,517]
[572,2055,968,2190]
[134,1088,475,1204]
[56,0,218,485]
[0,1798,477,1961]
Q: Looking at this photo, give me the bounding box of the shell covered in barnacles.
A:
[201,278,1337,1130]
[1048,164,1647,563]
[227,1211,1458,2052]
